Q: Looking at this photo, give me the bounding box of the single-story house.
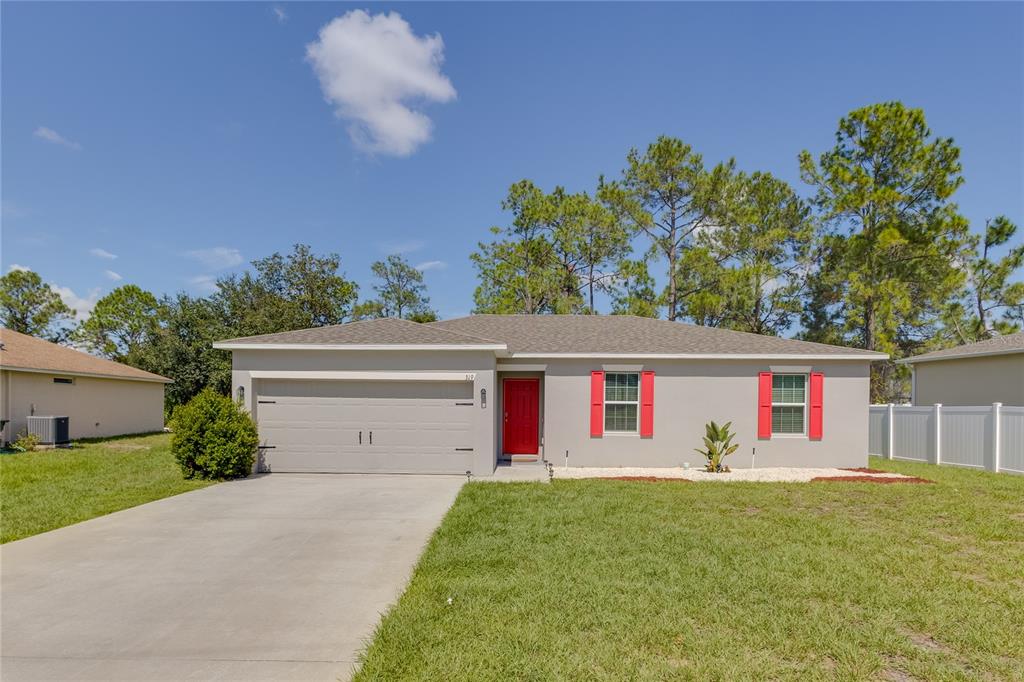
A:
[0,328,171,443]
[211,313,884,473]
[215,315,886,475]
[899,332,1024,406]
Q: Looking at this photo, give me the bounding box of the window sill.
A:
[771,433,808,439]
[603,431,640,437]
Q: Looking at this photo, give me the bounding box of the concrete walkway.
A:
[1,474,464,681]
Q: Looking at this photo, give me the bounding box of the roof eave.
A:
[506,352,888,360]
[897,348,1024,365]
[212,342,509,352]
[2,365,173,383]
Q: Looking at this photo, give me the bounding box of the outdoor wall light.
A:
[480,388,487,408]
[237,386,245,403]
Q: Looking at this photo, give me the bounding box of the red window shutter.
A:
[640,371,655,438]
[590,371,604,438]
[758,372,773,439]
[809,372,824,440]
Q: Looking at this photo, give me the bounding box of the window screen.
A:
[604,372,639,432]
[771,374,806,434]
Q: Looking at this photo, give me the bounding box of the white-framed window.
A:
[771,374,807,435]
[604,372,639,433]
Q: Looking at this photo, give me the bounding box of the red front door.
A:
[503,378,539,455]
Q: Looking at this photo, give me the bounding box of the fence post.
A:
[933,403,942,466]
[991,402,1002,473]
[887,403,895,460]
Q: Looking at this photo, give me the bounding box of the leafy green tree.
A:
[685,172,814,335]
[604,136,734,321]
[0,269,75,341]
[799,102,972,401]
[74,284,160,361]
[472,180,631,314]
[943,216,1023,342]
[132,294,231,413]
[213,243,359,336]
[470,181,569,314]
[351,299,386,321]
[357,255,436,320]
[610,258,659,318]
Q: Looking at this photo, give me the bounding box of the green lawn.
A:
[1,432,213,543]
[356,457,1024,681]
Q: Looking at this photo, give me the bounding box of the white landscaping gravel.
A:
[554,466,913,483]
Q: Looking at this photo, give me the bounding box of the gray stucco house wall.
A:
[508,357,870,470]
[899,334,1024,407]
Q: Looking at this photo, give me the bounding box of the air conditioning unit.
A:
[27,416,70,447]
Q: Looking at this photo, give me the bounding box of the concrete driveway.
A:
[1,474,464,681]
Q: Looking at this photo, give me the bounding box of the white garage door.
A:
[255,379,476,474]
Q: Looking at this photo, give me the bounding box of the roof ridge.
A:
[425,318,506,343]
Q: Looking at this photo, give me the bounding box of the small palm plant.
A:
[694,421,739,473]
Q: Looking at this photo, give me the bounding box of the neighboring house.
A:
[899,332,1024,407]
[215,315,886,475]
[0,328,171,443]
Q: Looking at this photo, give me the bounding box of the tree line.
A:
[469,102,1022,400]
[0,247,435,411]
[2,101,1021,406]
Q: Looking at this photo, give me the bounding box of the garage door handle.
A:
[359,431,362,445]
[369,431,373,445]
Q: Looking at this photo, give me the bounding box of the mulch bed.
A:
[812,475,934,484]
[841,467,891,474]
[606,476,691,483]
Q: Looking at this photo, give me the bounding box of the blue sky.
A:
[3,2,1022,320]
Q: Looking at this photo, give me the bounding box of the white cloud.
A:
[379,239,424,255]
[89,247,118,260]
[273,5,287,22]
[8,264,31,272]
[33,126,82,151]
[52,285,100,321]
[186,246,243,270]
[104,270,123,281]
[415,260,446,272]
[187,274,219,294]
[306,10,457,156]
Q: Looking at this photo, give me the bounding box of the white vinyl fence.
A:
[869,403,1024,474]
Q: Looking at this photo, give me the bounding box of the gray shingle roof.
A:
[215,317,503,347]
[431,315,884,357]
[215,315,885,358]
[899,332,1024,364]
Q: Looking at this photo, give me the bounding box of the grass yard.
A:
[1,432,212,543]
[356,457,1024,681]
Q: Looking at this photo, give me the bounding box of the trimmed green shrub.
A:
[171,388,258,480]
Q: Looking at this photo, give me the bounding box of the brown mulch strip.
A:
[812,475,934,484]
[841,467,890,474]
[606,476,691,483]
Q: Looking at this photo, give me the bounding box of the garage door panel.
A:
[255,380,477,474]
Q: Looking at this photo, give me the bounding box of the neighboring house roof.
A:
[215,315,886,360]
[898,331,1024,365]
[213,317,507,350]
[0,328,172,383]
